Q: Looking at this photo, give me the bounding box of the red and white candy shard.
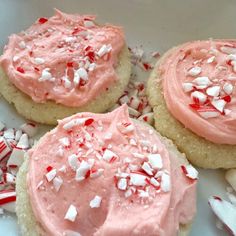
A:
[0,137,11,161]
[89,195,102,208]
[102,149,118,163]
[45,169,57,182]
[20,123,38,137]
[0,190,16,206]
[208,196,236,235]
[75,161,90,182]
[53,177,63,192]
[63,118,94,130]
[117,122,134,134]
[181,164,198,180]
[117,178,128,190]
[7,148,25,167]
[64,204,78,222]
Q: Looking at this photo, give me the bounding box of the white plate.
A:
[0,0,235,235]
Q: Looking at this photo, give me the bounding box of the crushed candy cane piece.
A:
[75,161,90,182]
[7,148,25,167]
[17,134,29,149]
[187,66,202,76]
[130,173,147,186]
[20,123,38,137]
[45,169,57,182]
[148,154,163,169]
[102,149,118,163]
[181,165,198,180]
[64,204,77,222]
[89,195,102,208]
[209,196,236,235]
[161,173,171,192]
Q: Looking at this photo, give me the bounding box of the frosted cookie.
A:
[16,105,197,236]
[147,40,236,169]
[0,10,131,125]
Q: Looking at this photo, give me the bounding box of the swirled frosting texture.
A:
[161,40,236,144]
[0,10,124,107]
[26,105,196,236]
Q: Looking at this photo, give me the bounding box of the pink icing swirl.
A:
[27,105,196,236]
[162,40,236,144]
[0,10,125,107]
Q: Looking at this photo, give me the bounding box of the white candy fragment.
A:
[4,173,16,184]
[68,154,79,171]
[59,137,70,147]
[39,68,55,82]
[45,169,57,182]
[182,82,194,93]
[223,83,234,95]
[102,149,118,163]
[3,128,14,139]
[117,122,134,134]
[117,178,127,190]
[75,161,90,182]
[191,91,207,104]
[211,99,227,113]
[150,177,160,187]
[63,118,93,130]
[220,46,236,55]
[62,76,71,88]
[206,86,221,97]
[181,164,198,180]
[97,44,112,57]
[142,162,154,176]
[130,173,147,186]
[53,176,63,192]
[7,148,25,167]
[161,173,171,192]
[138,190,149,198]
[17,134,29,149]
[148,153,163,169]
[64,231,81,236]
[198,108,221,119]
[208,196,236,235]
[84,20,95,28]
[76,68,88,81]
[20,123,38,137]
[90,195,102,208]
[193,76,211,88]
[64,204,77,222]
[18,41,26,49]
[15,130,22,141]
[207,56,215,63]
[225,169,236,192]
[34,57,45,65]
[187,67,202,76]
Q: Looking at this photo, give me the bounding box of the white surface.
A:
[0,0,235,235]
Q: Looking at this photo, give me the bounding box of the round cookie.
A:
[0,10,131,125]
[16,105,197,236]
[147,40,236,169]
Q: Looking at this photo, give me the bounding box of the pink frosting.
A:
[0,10,124,107]
[26,105,196,236]
[161,40,236,144]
